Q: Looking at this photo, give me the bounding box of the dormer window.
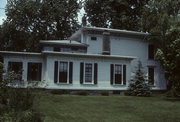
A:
[91,37,97,41]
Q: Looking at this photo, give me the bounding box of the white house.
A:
[0,27,167,91]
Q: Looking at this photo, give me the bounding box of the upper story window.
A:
[148,44,154,59]
[54,47,61,52]
[91,37,97,41]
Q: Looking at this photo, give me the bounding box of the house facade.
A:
[0,27,167,90]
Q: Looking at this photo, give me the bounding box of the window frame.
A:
[148,66,155,86]
[8,61,23,80]
[112,64,126,85]
[84,63,94,84]
[27,62,42,81]
[54,47,61,52]
[91,36,97,41]
[55,61,71,84]
[59,61,69,84]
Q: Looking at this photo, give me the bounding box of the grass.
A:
[34,93,180,122]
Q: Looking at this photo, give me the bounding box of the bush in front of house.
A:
[0,62,44,122]
[51,90,69,95]
[101,91,109,96]
[77,91,89,96]
[126,61,151,97]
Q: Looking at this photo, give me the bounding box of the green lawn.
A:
[35,94,180,122]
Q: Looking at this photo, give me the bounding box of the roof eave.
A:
[42,51,136,60]
[0,51,42,56]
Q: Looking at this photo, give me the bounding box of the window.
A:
[8,62,23,80]
[148,44,154,59]
[8,62,22,73]
[110,64,126,85]
[27,63,42,81]
[54,61,73,84]
[91,37,97,41]
[80,63,98,84]
[59,62,68,83]
[71,47,79,51]
[85,63,92,83]
[114,65,122,84]
[54,47,61,52]
[62,48,71,52]
[148,67,154,85]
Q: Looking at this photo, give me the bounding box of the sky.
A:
[0,0,85,25]
[0,0,7,25]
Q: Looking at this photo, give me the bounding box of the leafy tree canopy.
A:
[0,0,81,52]
[142,0,180,95]
[84,0,149,31]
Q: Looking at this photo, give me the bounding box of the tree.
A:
[126,61,151,97]
[141,0,180,95]
[84,0,149,31]
[156,24,180,96]
[1,0,81,52]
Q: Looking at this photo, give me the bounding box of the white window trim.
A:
[113,64,125,85]
[56,61,70,84]
[83,62,94,85]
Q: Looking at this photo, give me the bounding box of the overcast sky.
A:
[0,0,85,25]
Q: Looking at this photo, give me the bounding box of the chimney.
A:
[102,31,110,55]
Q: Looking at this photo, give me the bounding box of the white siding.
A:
[83,33,167,90]
[45,55,131,90]
[43,46,53,51]
[3,55,44,82]
[86,34,103,54]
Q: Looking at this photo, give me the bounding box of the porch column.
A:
[23,61,27,82]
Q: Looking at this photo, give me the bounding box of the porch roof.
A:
[0,51,42,56]
[0,51,136,60]
[42,51,136,60]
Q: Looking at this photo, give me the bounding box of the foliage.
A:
[141,0,180,96]
[126,61,151,97]
[0,63,43,121]
[0,62,3,81]
[156,25,180,96]
[101,91,109,96]
[50,89,69,95]
[77,91,89,96]
[141,0,180,34]
[0,0,81,52]
[84,0,149,31]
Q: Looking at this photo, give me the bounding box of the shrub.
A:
[126,61,151,97]
[77,91,88,96]
[101,91,109,96]
[51,90,69,95]
[0,62,44,121]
